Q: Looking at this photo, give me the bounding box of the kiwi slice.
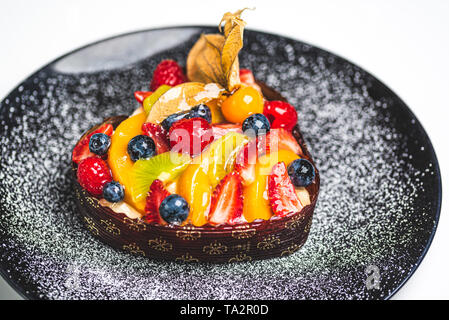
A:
[130,152,191,203]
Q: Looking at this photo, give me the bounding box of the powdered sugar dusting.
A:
[0,28,439,300]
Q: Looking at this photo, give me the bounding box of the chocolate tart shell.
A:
[72,83,320,263]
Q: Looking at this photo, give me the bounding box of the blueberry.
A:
[159,194,189,225]
[161,112,189,132]
[89,133,111,156]
[189,104,212,123]
[242,113,270,137]
[288,159,315,187]
[103,181,124,203]
[161,104,212,131]
[127,135,156,161]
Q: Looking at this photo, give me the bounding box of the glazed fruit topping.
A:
[169,117,214,156]
[89,133,111,156]
[161,104,212,132]
[77,157,112,197]
[241,113,270,137]
[288,158,315,187]
[103,181,125,203]
[141,122,170,154]
[268,162,303,217]
[159,194,190,225]
[72,123,113,164]
[134,91,153,104]
[145,179,171,224]
[263,100,298,132]
[150,60,186,91]
[127,135,156,162]
[209,171,245,225]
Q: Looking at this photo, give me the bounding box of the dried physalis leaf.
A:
[187,34,226,87]
[187,9,249,92]
[146,82,224,124]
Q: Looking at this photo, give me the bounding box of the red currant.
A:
[263,101,298,131]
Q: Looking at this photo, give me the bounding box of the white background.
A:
[0,0,448,300]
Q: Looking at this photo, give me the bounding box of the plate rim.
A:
[0,25,442,300]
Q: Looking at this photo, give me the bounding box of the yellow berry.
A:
[221,85,264,123]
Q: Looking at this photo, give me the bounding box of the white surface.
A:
[0,0,448,300]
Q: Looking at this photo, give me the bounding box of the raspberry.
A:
[150,60,186,91]
[77,157,112,197]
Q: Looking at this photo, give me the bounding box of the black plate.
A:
[0,27,441,300]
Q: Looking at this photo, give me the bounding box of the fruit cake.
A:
[72,10,320,263]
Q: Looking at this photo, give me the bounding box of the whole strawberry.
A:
[169,117,214,156]
[150,60,186,91]
[77,157,112,197]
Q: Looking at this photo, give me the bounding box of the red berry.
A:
[169,117,214,156]
[209,171,246,225]
[268,162,303,217]
[134,91,153,104]
[144,179,170,224]
[263,101,298,131]
[72,123,113,164]
[142,122,170,154]
[77,157,112,197]
[150,60,186,91]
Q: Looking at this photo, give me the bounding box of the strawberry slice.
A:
[212,123,242,140]
[72,123,113,164]
[134,91,153,104]
[209,171,246,225]
[264,128,303,156]
[144,179,170,224]
[268,162,303,217]
[142,122,170,154]
[234,138,259,186]
[234,128,303,186]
